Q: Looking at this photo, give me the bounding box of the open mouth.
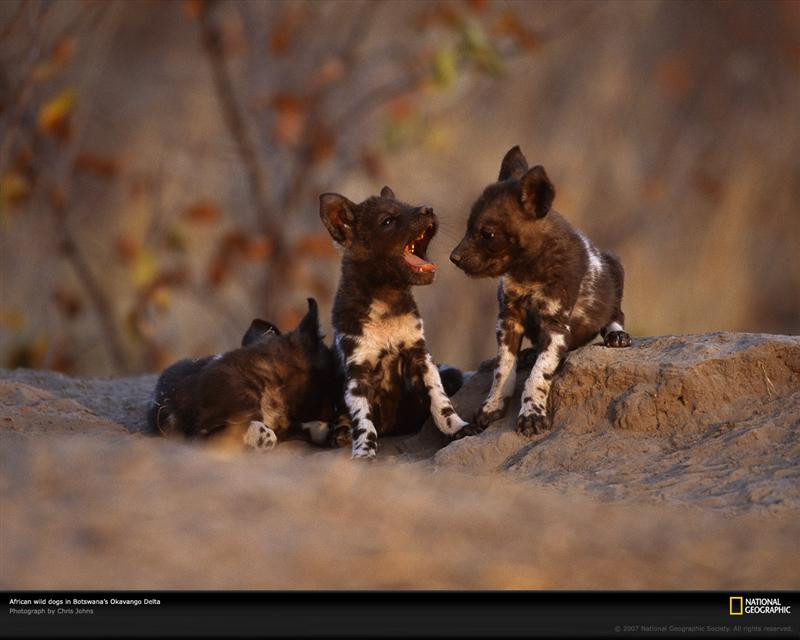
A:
[403,224,437,273]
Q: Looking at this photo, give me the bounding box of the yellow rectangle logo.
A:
[730,596,744,615]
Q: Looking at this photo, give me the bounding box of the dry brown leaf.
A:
[271,94,306,146]
[464,0,488,12]
[294,233,338,259]
[693,169,724,203]
[52,288,84,319]
[242,236,272,262]
[654,55,692,97]
[32,37,77,82]
[416,3,461,30]
[182,0,205,19]
[207,256,230,286]
[38,89,77,140]
[312,58,346,87]
[0,307,25,331]
[493,11,540,52]
[268,6,307,55]
[74,153,121,180]
[115,235,140,265]
[184,201,221,223]
[0,171,31,207]
[309,129,335,164]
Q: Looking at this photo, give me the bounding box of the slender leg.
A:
[476,312,524,430]
[344,366,379,459]
[420,351,470,435]
[517,322,569,436]
[402,337,469,436]
[601,254,631,348]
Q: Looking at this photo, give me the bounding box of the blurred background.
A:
[1,0,798,376]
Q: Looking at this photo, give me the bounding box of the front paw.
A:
[351,432,377,460]
[351,447,376,461]
[475,403,508,430]
[515,412,549,437]
[450,422,484,440]
[604,330,631,348]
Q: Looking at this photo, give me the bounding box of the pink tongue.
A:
[404,251,437,271]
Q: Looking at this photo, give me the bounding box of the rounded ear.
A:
[241,319,281,347]
[380,185,396,200]
[498,145,529,181]
[319,193,356,245]
[519,165,555,218]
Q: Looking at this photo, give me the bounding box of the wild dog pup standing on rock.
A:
[450,146,631,437]
[320,186,470,459]
[147,298,339,451]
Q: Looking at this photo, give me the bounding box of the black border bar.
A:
[3,591,798,638]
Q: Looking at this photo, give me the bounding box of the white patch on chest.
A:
[338,299,424,367]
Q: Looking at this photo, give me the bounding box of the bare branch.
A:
[37,1,130,373]
[197,5,287,258]
[340,0,383,65]
[54,208,128,372]
[0,0,28,41]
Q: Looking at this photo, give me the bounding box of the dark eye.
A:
[481,228,495,241]
[382,216,396,227]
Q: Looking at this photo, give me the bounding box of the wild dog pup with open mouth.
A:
[147,298,340,451]
[450,146,631,437]
[320,186,471,459]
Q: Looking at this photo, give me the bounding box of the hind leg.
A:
[243,420,277,452]
[600,253,631,348]
[437,364,464,397]
[392,380,433,435]
[600,313,631,348]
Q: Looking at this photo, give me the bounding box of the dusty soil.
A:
[1,332,798,589]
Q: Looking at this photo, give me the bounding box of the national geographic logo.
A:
[730,596,792,615]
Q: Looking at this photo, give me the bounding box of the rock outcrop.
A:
[1,333,798,589]
[422,332,800,512]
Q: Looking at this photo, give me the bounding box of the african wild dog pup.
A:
[147,298,340,451]
[320,186,470,459]
[450,146,631,437]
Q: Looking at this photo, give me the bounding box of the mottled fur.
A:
[146,299,339,451]
[450,146,630,437]
[320,186,468,459]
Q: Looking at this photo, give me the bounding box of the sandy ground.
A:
[1,332,799,589]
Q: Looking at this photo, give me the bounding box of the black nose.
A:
[450,251,461,265]
[418,206,433,216]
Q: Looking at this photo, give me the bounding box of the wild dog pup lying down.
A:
[450,146,631,437]
[320,186,470,459]
[147,298,340,451]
